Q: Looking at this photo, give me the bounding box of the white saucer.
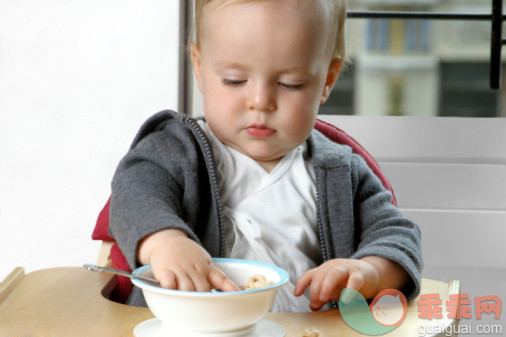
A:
[134,318,285,337]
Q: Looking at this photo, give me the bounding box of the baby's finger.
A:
[294,270,314,296]
[309,299,326,311]
[175,272,196,291]
[319,265,348,302]
[208,266,239,292]
[156,269,177,289]
[341,272,365,304]
[346,271,365,292]
[188,270,212,292]
[309,270,328,307]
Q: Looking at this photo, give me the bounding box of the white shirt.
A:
[198,121,322,312]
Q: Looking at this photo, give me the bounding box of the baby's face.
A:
[192,0,339,171]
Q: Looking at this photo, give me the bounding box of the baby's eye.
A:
[222,79,246,86]
[279,82,304,90]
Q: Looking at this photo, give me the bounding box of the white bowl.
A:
[132,258,289,335]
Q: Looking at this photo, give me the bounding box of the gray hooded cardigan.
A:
[109,110,423,307]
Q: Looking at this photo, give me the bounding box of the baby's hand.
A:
[138,229,239,292]
[293,258,380,311]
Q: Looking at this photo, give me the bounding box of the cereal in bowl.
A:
[240,274,274,290]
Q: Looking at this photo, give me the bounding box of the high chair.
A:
[91,118,399,303]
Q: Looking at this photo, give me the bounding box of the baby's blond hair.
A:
[188,0,347,63]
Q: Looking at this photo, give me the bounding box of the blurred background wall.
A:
[0,0,182,281]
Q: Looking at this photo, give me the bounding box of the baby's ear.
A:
[320,57,342,105]
[190,44,203,93]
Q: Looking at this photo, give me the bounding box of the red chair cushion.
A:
[92,118,396,303]
[92,197,133,302]
[91,196,113,241]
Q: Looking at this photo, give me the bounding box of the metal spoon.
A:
[83,264,160,285]
[84,264,226,292]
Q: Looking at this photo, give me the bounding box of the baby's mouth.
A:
[245,125,276,138]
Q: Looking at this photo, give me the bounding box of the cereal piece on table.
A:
[302,328,320,337]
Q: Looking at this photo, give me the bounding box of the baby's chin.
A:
[225,139,299,170]
[235,144,289,162]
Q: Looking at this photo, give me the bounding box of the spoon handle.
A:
[83,264,160,285]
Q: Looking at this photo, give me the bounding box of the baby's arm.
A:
[109,113,240,294]
[137,229,239,292]
[294,256,408,311]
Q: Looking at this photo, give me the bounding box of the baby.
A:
[109,0,422,312]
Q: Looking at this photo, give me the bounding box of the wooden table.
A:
[0,267,459,337]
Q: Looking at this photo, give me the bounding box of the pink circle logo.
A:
[369,289,408,327]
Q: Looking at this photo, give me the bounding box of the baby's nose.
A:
[247,83,276,112]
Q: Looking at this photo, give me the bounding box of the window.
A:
[319,0,505,117]
[439,62,499,117]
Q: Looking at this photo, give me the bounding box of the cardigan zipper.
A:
[314,165,339,309]
[185,117,227,258]
[313,167,329,264]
